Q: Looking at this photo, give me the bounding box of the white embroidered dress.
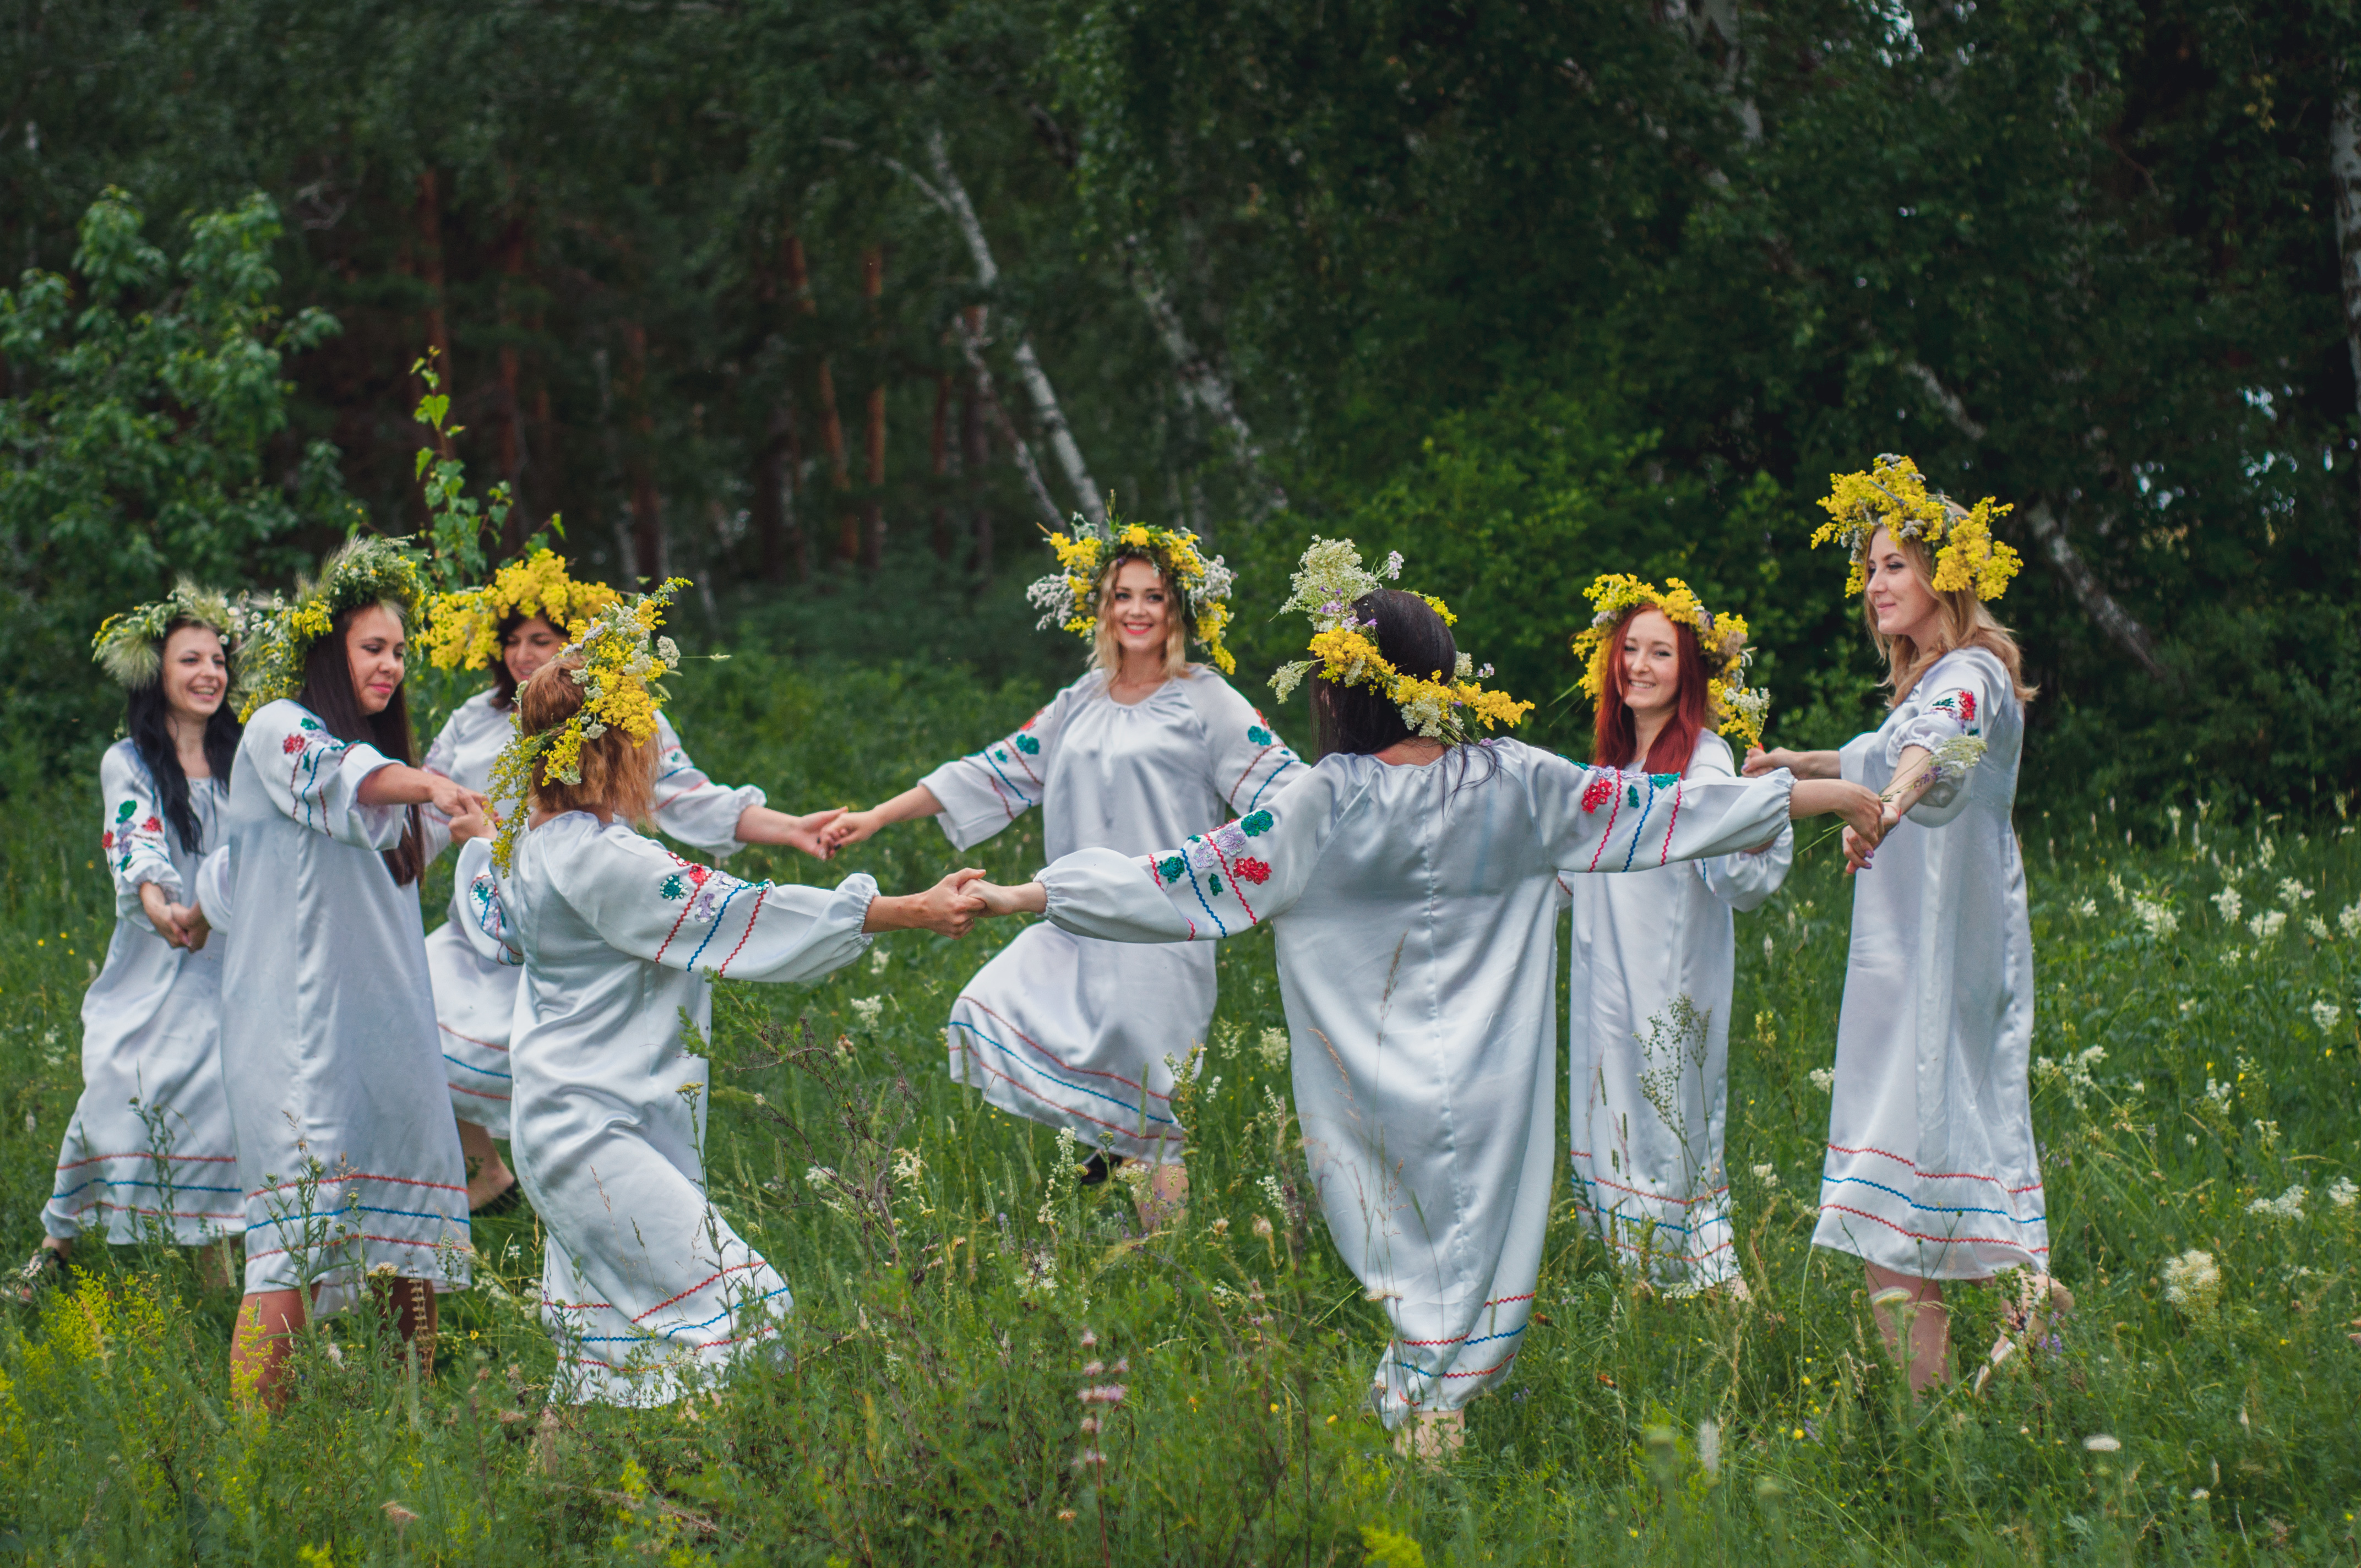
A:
[41,742,241,1245]
[920,669,1299,1163]
[1565,732,1792,1290]
[457,816,875,1406]
[421,691,764,1136]
[217,700,470,1304]
[1037,741,1794,1424]
[1813,648,2043,1278]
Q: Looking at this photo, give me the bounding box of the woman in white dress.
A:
[975,541,1883,1454]
[420,551,842,1211]
[1563,577,1789,1294]
[216,538,489,1405]
[824,511,1296,1224]
[456,589,985,1405]
[15,589,247,1298]
[1747,455,2053,1391]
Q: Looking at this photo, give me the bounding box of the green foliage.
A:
[0,188,346,750]
[2,672,2359,1561]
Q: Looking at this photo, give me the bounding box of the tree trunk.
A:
[414,170,455,460]
[857,244,885,570]
[962,312,991,580]
[786,235,852,570]
[2331,85,2361,536]
[930,367,954,560]
[1127,243,1285,521]
[1900,359,2168,680]
[619,320,665,584]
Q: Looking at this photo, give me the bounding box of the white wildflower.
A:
[2202,1077,2233,1114]
[2328,1178,2358,1209]
[851,995,884,1027]
[2032,1044,2106,1109]
[2211,887,2243,923]
[2314,1000,2344,1033]
[1256,1027,1291,1070]
[2308,915,2331,941]
[2071,896,2098,918]
[1764,934,1775,962]
[1925,733,1987,786]
[1809,1067,1836,1093]
[1750,1163,1780,1188]
[2256,837,2276,869]
[1258,1173,1288,1216]
[2278,877,2314,905]
[2248,909,2286,941]
[2082,1434,2121,1453]
[2341,901,2361,939]
[2161,1249,2221,1319]
[2107,872,2128,904]
[2130,895,2178,939]
[1696,1419,1721,1478]
[2247,1185,2306,1221]
[868,946,890,975]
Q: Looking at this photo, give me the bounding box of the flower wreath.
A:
[483,579,687,873]
[421,548,623,673]
[1568,574,1771,750]
[1811,454,2022,601]
[93,581,246,688]
[235,535,432,721]
[1268,536,1533,742]
[1023,502,1237,675]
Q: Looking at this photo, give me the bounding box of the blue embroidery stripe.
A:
[1820,1173,2046,1223]
[443,1053,513,1081]
[972,748,1041,808]
[246,1201,466,1234]
[52,1175,243,1199]
[1619,777,1659,872]
[946,1019,1178,1128]
[1244,756,1296,812]
[684,879,751,969]
[573,1281,796,1344]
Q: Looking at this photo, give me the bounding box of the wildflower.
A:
[1258,1173,1288,1215]
[2329,1178,2358,1208]
[1252,1215,1274,1239]
[1697,1418,1721,1477]
[1210,1218,1230,1235]
[381,1501,419,1538]
[2313,1000,2343,1033]
[2083,1435,2121,1453]
[2107,872,2128,904]
[1751,1163,1780,1188]
[2202,1078,2233,1113]
[2309,916,2332,940]
[1078,1386,1127,1406]
[2212,888,2243,923]
[1080,1329,1098,1348]
[2032,1044,2106,1109]
[2071,896,2098,918]
[2249,909,2286,941]
[2341,901,2361,939]
[1764,934,1775,962]
[2130,895,2178,939]
[851,996,884,1028]
[1057,1509,1078,1523]
[1256,1027,1290,1070]
[1072,1449,1109,1470]
[1809,1067,1835,1093]
[2277,878,2315,905]
[868,947,890,975]
[2161,1251,2221,1320]
[2247,1185,2306,1221]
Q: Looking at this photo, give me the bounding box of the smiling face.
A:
[1862,527,1944,645]
[1617,606,1682,723]
[503,614,565,689]
[159,624,228,726]
[1102,557,1176,666]
[345,603,409,717]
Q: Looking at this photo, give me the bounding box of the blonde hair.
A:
[515,654,659,824]
[1089,553,1192,680]
[1862,532,2037,707]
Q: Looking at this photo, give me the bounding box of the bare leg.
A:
[190,1236,241,1291]
[457,1119,515,1210]
[1395,1407,1467,1464]
[376,1275,439,1379]
[231,1288,309,1408]
[1864,1264,1950,1393]
[1129,1159,1189,1231]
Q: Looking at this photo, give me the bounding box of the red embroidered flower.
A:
[1236,857,1272,885]
[101,831,116,850]
[282,734,307,755]
[1581,775,1616,814]
[143,816,161,834]
[686,864,712,887]
[1956,691,1976,722]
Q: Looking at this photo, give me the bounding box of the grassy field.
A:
[1,654,2357,1565]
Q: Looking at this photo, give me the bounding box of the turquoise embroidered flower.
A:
[1247,725,1273,747]
[1157,855,1186,883]
[1208,875,1222,896]
[1650,772,1679,788]
[660,873,687,900]
[1014,734,1041,755]
[1626,785,1641,809]
[1241,809,1274,836]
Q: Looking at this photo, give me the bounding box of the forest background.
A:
[7,0,2361,803]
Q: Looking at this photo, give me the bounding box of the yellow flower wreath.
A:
[1811,454,2022,601]
[1568,574,1769,749]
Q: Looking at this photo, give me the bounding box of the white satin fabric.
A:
[1038,741,1794,1424]
[41,742,241,1245]
[458,815,874,1406]
[1566,732,1792,1291]
[421,692,764,1136]
[216,700,470,1305]
[920,668,1300,1163]
[1813,648,2044,1278]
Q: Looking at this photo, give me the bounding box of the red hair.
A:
[1591,604,1710,775]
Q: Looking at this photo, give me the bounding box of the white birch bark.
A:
[1126,243,1288,519]
[1900,360,2168,680]
[950,308,1065,532]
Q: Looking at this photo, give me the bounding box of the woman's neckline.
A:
[1103,672,1177,708]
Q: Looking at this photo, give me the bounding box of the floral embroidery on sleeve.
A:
[102,799,166,873]
[1928,689,1979,730]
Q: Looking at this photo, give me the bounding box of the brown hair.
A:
[1089,553,1192,680]
[515,654,658,825]
[297,599,425,885]
[1861,531,2038,707]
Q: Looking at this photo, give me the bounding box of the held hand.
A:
[971,879,1046,918]
[426,775,489,822]
[447,804,495,845]
[1743,747,1793,778]
[820,808,885,853]
[177,903,211,952]
[139,882,189,948]
[909,868,988,938]
[782,807,847,861]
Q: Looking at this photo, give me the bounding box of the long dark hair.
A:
[296,600,425,886]
[486,611,543,710]
[126,619,242,855]
[1309,589,1500,792]
[1590,603,1709,775]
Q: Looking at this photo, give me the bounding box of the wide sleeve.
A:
[1891,652,1999,828]
[244,701,409,851]
[193,846,235,935]
[98,746,181,923]
[1180,672,1307,818]
[1688,736,1793,912]
[414,707,469,865]
[1530,749,1796,878]
[649,712,766,857]
[915,684,1074,851]
[557,824,878,983]
[1040,769,1342,945]
[451,837,521,967]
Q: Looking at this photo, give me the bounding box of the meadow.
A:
[0,652,2356,1565]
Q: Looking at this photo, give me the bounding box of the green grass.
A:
[1,657,2357,1564]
